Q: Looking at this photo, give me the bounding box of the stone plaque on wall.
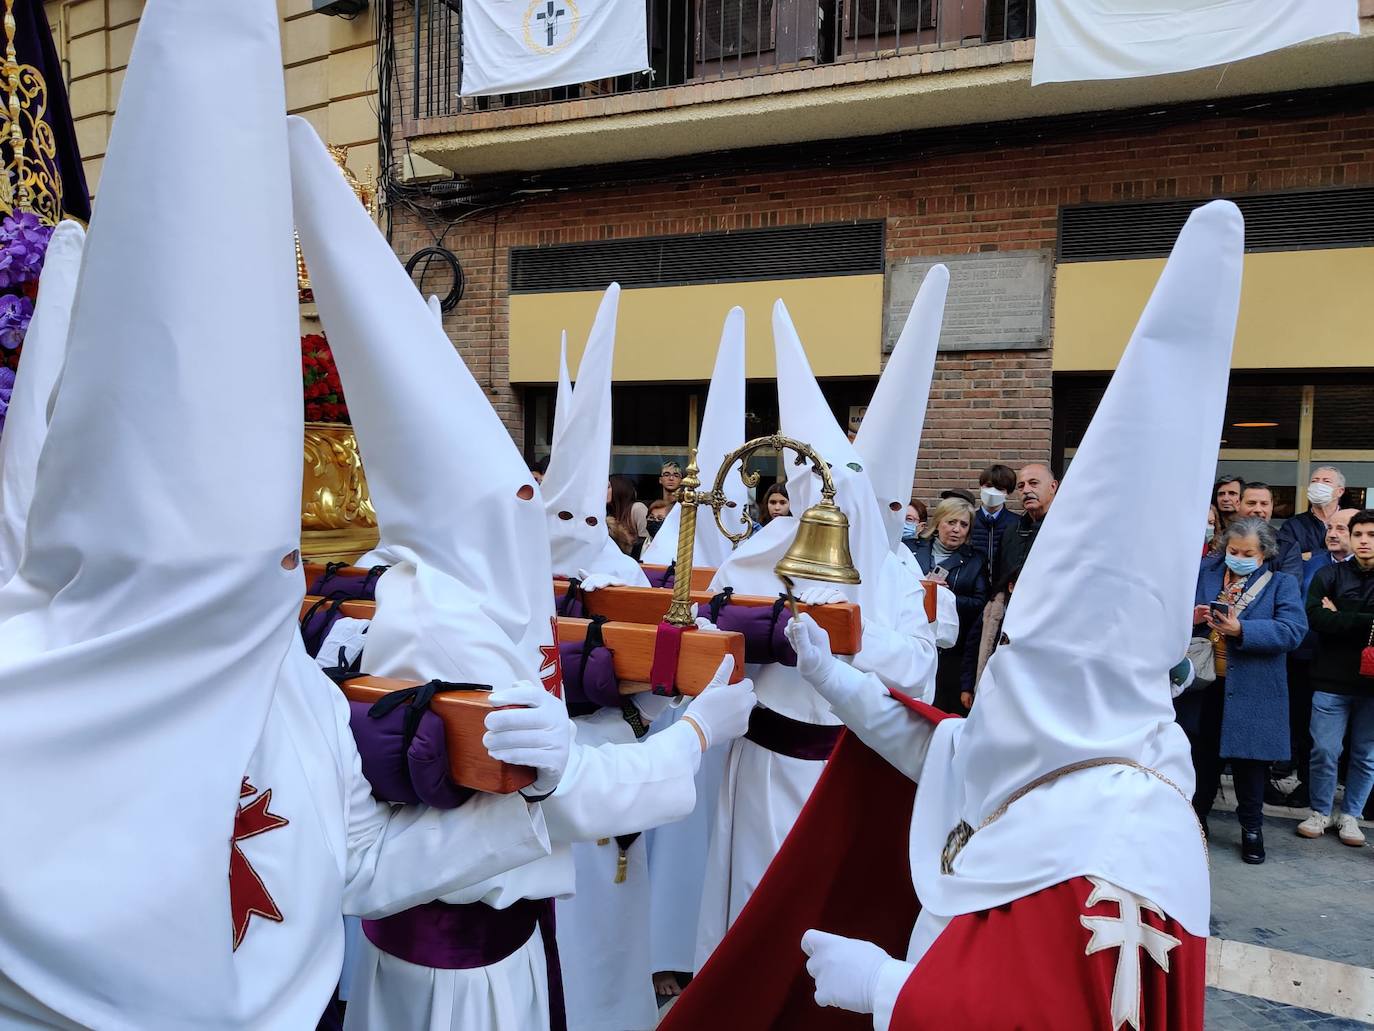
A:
[884,251,1051,354]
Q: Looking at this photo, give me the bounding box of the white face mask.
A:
[1307,482,1337,506]
[980,487,1006,509]
[1204,524,1216,543]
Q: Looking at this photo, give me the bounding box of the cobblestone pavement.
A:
[1206,988,1372,1028]
[1207,805,1374,969]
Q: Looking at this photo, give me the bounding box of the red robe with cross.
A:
[660,693,1206,1031]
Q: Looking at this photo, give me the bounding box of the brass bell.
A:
[774,500,861,586]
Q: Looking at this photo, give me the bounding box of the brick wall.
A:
[392,99,1374,499]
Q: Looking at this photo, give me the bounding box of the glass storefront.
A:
[1055,372,1374,518]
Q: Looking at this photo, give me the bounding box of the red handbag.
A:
[1361,623,1374,679]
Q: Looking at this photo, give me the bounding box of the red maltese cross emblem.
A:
[230,777,289,950]
[538,616,564,698]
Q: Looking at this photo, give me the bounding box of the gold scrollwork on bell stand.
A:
[662,434,861,629]
[0,0,62,224]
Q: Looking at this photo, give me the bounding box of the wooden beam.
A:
[302,598,745,697]
[336,675,535,795]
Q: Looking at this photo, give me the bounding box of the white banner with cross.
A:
[460,0,649,97]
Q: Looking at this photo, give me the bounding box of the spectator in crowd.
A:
[1206,504,1222,556]
[972,463,1060,689]
[659,461,683,509]
[530,455,550,484]
[758,482,790,527]
[645,498,671,540]
[1238,482,1303,578]
[1213,474,1243,529]
[905,496,987,715]
[1281,466,1348,561]
[1297,509,1374,846]
[607,474,648,558]
[906,499,928,538]
[970,463,1018,572]
[1272,507,1361,808]
[940,487,977,506]
[1180,516,1307,864]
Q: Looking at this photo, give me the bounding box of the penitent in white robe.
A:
[694,550,936,970]
[346,699,702,1031]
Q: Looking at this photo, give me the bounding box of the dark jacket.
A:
[969,506,1018,574]
[1306,559,1374,698]
[990,513,1044,596]
[1194,557,1307,760]
[1271,528,1304,581]
[1279,510,1331,563]
[905,537,988,646]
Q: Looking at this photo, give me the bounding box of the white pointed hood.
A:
[291,117,559,694]
[0,0,302,1024]
[909,201,1243,940]
[854,265,948,552]
[643,307,748,568]
[0,220,85,581]
[427,294,443,321]
[541,284,647,584]
[712,301,888,614]
[551,329,573,453]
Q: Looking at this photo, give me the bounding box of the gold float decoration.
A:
[0,0,60,224]
[301,422,378,563]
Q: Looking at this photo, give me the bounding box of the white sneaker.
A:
[1296,812,1332,838]
[1336,813,1366,847]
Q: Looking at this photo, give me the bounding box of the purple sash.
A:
[744,705,842,761]
[363,898,566,1031]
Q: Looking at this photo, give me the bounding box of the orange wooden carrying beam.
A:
[554,581,864,654]
[335,675,535,795]
[640,564,717,591]
[301,598,745,697]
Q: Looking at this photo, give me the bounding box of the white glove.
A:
[798,585,847,606]
[681,656,755,751]
[691,602,716,632]
[577,568,627,592]
[785,614,843,696]
[801,930,892,1015]
[483,681,574,799]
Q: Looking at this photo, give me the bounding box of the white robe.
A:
[694,552,935,968]
[0,648,551,1031]
[346,707,702,1031]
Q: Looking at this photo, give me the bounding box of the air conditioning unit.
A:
[313,0,368,17]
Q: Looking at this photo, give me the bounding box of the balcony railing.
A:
[407,0,1034,120]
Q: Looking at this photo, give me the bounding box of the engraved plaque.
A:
[885,251,1051,353]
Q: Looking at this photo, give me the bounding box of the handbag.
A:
[1360,621,1374,679]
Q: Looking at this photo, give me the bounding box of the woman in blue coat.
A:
[1178,515,1307,864]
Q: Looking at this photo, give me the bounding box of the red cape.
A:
[661,692,953,1031]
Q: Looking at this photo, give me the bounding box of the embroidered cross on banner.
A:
[1080,876,1181,1031]
[535,1,566,46]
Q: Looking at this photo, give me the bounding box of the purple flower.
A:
[0,293,34,349]
[0,212,52,288]
[0,365,14,438]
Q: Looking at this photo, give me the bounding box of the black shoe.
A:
[1264,782,1290,807]
[1241,829,1265,864]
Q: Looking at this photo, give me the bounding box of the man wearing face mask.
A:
[969,464,1017,571]
[1281,466,1348,562]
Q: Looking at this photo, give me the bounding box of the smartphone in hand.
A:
[1209,601,1233,621]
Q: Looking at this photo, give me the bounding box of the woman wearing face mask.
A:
[905,497,987,714]
[1178,516,1307,865]
[903,499,927,542]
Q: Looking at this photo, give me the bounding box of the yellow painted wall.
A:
[510,275,885,383]
[45,0,379,195]
[1054,247,1374,372]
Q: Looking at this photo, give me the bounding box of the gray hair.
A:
[1219,515,1278,560]
[1313,465,1347,490]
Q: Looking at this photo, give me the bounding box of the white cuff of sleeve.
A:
[871,958,916,1031]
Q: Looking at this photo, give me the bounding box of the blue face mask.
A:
[901,521,918,541]
[1225,553,1260,576]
